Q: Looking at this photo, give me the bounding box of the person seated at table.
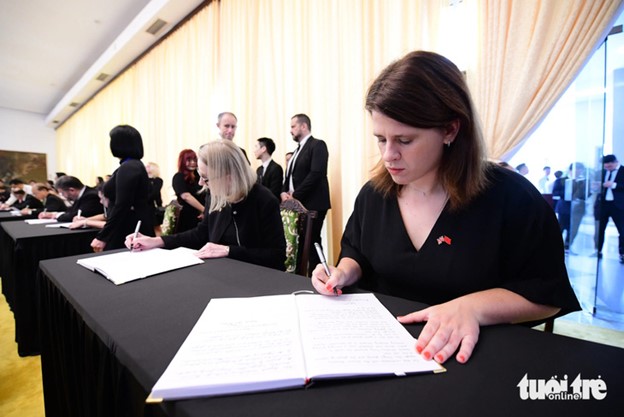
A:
[126,139,286,271]
[39,175,103,222]
[20,183,67,216]
[68,185,109,230]
[311,50,581,365]
[0,179,10,204]
[0,178,33,209]
[11,188,43,211]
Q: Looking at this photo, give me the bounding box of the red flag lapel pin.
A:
[437,235,452,245]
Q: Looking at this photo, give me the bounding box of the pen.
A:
[130,220,141,250]
[77,209,82,218]
[314,242,338,294]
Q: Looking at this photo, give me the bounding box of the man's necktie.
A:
[606,170,615,201]
[285,144,300,182]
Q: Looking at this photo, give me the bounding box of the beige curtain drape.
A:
[472,0,623,160]
[56,0,620,261]
[56,0,443,261]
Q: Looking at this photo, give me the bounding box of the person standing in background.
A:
[254,137,283,200]
[538,166,552,194]
[281,113,331,269]
[91,125,154,251]
[216,111,249,163]
[595,154,624,263]
[173,149,205,233]
[146,162,164,226]
[515,163,529,176]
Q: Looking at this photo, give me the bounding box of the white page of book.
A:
[295,293,444,378]
[25,218,57,224]
[45,222,72,228]
[76,247,204,285]
[150,294,307,399]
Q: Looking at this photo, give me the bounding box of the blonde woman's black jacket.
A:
[161,183,286,271]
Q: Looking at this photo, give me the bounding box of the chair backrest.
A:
[280,198,317,276]
[161,200,182,236]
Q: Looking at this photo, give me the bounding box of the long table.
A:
[38,253,624,417]
[0,210,35,223]
[0,220,99,355]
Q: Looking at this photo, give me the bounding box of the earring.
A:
[445,142,451,147]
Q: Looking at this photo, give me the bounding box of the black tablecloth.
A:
[38,253,624,417]
[0,221,99,355]
[0,211,35,223]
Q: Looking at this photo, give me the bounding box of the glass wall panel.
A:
[507,13,624,330]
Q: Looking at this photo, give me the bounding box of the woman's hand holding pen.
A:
[311,257,362,296]
[124,233,164,252]
[311,263,343,295]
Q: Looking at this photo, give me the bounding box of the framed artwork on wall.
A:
[0,150,48,183]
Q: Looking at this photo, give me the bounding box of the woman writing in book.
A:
[126,139,286,271]
[311,51,580,365]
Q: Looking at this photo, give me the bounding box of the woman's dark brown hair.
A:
[365,50,489,210]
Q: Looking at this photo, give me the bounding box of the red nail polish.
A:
[423,351,431,360]
[435,354,444,362]
[416,346,423,354]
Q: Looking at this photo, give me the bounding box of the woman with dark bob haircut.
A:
[311,51,580,364]
[91,124,155,251]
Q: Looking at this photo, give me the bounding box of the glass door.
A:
[508,13,624,329]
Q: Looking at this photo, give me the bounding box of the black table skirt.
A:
[38,253,624,417]
[0,221,99,356]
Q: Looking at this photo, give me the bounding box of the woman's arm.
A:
[69,214,107,229]
[179,192,204,213]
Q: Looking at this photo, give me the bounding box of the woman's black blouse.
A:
[340,166,581,316]
[162,184,286,271]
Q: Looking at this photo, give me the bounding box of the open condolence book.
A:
[148,293,445,401]
[76,247,203,285]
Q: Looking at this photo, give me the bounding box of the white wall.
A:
[0,107,57,180]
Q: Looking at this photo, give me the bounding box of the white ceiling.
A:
[0,0,205,126]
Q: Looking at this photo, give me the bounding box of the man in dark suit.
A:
[11,189,43,211]
[254,137,283,200]
[38,175,103,222]
[596,154,624,263]
[281,114,331,269]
